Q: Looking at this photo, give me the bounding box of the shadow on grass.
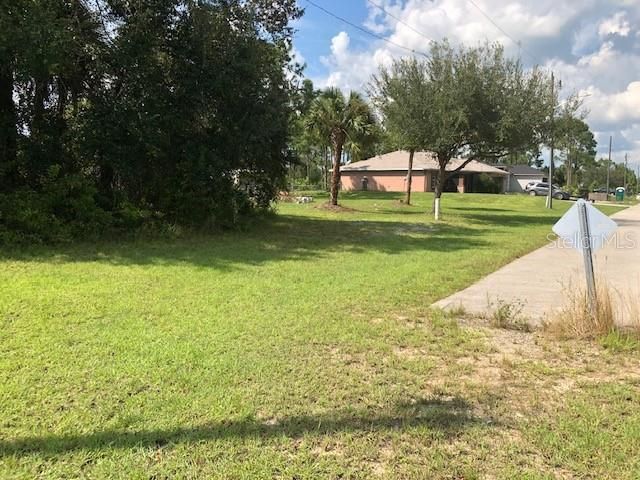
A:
[0,397,483,457]
[455,213,560,227]
[0,215,490,270]
[448,207,514,213]
[338,192,404,201]
[372,209,429,216]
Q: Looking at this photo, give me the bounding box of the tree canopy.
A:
[0,0,301,243]
[554,115,597,188]
[371,41,552,218]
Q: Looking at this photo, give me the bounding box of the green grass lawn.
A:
[1,192,638,479]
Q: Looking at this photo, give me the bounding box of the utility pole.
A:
[606,136,612,198]
[567,148,572,188]
[546,72,555,209]
[624,153,628,193]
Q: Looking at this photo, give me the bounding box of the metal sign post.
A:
[577,201,597,309]
[552,199,618,311]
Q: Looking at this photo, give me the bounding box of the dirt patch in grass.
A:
[452,327,640,412]
[316,202,358,212]
[392,346,440,362]
[416,324,640,478]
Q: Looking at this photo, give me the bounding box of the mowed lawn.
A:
[1,192,639,479]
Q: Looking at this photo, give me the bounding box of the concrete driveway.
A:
[433,203,640,326]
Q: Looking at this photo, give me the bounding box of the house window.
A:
[430,173,437,192]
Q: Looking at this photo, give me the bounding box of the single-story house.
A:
[493,164,547,193]
[340,150,509,193]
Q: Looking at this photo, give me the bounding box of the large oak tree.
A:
[372,41,552,218]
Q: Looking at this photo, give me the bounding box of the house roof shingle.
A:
[507,165,545,176]
[492,164,545,176]
[341,151,509,176]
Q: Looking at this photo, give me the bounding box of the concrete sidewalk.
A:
[433,203,640,326]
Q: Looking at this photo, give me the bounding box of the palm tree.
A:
[306,88,375,205]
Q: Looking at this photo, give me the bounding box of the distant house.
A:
[340,150,509,193]
[493,164,547,193]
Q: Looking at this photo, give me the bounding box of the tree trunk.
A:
[0,61,17,184]
[98,163,116,208]
[405,149,414,205]
[329,131,345,206]
[33,77,47,136]
[432,161,447,220]
[325,146,330,192]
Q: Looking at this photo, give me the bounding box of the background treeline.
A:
[0,0,300,243]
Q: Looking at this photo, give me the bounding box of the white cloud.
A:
[598,11,631,37]
[544,34,640,161]
[318,31,396,91]
[578,41,616,68]
[330,31,349,58]
[583,82,640,125]
[547,41,640,97]
[621,124,640,153]
[371,0,590,58]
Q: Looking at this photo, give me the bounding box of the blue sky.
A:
[292,0,640,167]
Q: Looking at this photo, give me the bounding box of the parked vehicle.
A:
[592,187,615,194]
[527,182,570,200]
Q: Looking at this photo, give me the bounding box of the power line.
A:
[465,0,540,64]
[305,0,429,57]
[366,0,434,44]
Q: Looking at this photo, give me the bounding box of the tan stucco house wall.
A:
[341,171,430,192]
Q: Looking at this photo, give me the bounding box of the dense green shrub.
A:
[0,1,300,244]
[0,169,112,244]
[475,173,503,194]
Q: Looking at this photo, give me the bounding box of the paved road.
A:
[433,203,640,326]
